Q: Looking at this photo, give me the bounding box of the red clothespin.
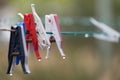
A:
[24,13,41,61]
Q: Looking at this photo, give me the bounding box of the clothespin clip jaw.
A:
[31,4,51,49]
[45,14,66,59]
[90,18,120,42]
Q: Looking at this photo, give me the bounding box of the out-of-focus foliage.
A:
[9,0,95,16]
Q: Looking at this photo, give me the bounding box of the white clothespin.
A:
[90,18,120,42]
[18,13,24,19]
[31,4,51,50]
[45,14,66,59]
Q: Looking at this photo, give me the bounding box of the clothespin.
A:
[24,13,41,61]
[18,13,24,19]
[45,14,66,59]
[15,22,26,65]
[90,18,120,42]
[31,4,50,50]
[7,26,30,76]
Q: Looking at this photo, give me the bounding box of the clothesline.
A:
[0,29,15,32]
[0,28,104,38]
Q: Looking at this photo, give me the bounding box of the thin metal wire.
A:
[46,31,103,37]
[0,29,16,32]
[0,29,104,37]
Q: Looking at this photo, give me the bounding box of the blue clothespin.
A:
[15,22,26,65]
[7,25,30,76]
[17,22,26,35]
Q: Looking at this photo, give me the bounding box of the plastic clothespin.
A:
[7,26,30,76]
[45,14,66,59]
[31,4,50,50]
[18,13,24,19]
[15,22,27,65]
[90,18,120,42]
[24,13,41,61]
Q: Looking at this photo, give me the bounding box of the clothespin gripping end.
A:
[62,56,66,59]
[9,73,13,76]
[38,59,41,61]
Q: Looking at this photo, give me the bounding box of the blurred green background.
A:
[0,0,120,80]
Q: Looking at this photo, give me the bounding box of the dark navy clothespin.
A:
[7,25,30,76]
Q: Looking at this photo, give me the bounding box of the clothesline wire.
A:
[0,28,104,37]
